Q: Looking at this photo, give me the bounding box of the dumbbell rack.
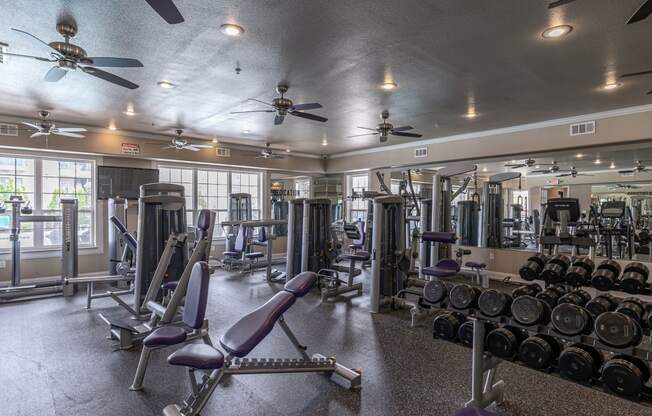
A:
[424,293,652,409]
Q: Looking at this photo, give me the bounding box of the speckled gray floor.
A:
[0,268,650,416]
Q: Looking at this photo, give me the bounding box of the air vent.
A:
[570,121,595,136]
[216,147,231,157]
[0,43,7,64]
[0,123,18,136]
[414,147,428,158]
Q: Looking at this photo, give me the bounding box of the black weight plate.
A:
[591,268,616,291]
[423,280,448,303]
[433,313,462,341]
[536,289,561,309]
[623,262,649,277]
[585,296,615,317]
[519,262,541,281]
[511,284,541,298]
[551,303,591,336]
[486,328,518,358]
[594,312,641,348]
[620,271,646,294]
[602,358,645,397]
[511,295,546,326]
[565,266,590,286]
[559,346,596,382]
[572,257,595,274]
[519,336,554,369]
[457,321,474,347]
[449,284,478,310]
[478,289,510,317]
[617,299,644,323]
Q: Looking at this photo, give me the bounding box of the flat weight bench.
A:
[161,271,362,416]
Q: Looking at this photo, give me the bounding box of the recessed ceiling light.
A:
[482,167,487,172]
[241,129,250,134]
[381,82,397,91]
[212,138,218,144]
[594,158,601,165]
[602,82,621,91]
[157,81,176,89]
[123,110,136,116]
[108,121,117,131]
[321,140,328,146]
[286,148,291,153]
[576,153,584,159]
[542,25,573,39]
[535,165,540,169]
[610,162,616,169]
[220,23,245,37]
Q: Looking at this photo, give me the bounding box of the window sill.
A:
[0,245,103,260]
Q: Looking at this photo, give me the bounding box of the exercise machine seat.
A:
[422,259,460,278]
[223,251,240,257]
[143,326,187,347]
[284,271,318,297]
[422,231,457,244]
[244,252,264,259]
[109,216,138,249]
[340,251,370,262]
[168,344,224,370]
[162,281,179,291]
[465,261,487,270]
[182,262,210,328]
[451,407,497,416]
[220,291,296,357]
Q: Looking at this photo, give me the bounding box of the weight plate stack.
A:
[559,343,603,382]
[591,260,621,291]
[518,334,561,369]
[551,303,593,336]
[536,286,566,309]
[423,280,451,304]
[478,289,513,317]
[519,253,548,281]
[601,355,651,397]
[449,284,481,310]
[558,290,591,307]
[541,254,571,284]
[585,294,617,317]
[511,295,550,326]
[486,326,527,359]
[620,262,649,294]
[565,257,595,287]
[594,311,642,348]
[512,283,542,299]
[616,298,645,324]
[433,312,465,341]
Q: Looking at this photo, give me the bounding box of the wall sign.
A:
[121,143,140,155]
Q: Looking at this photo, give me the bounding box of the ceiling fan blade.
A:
[548,0,577,8]
[628,0,652,24]
[530,170,551,174]
[53,131,84,138]
[30,132,48,138]
[618,169,635,174]
[56,127,87,132]
[21,121,42,130]
[11,28,60,55]
[391,131,422,138]
[620,69,652,78]
[0,51,53,62]
[392,126,414,132]
[145,0,184,24]
[44,66,68,82]
[557,174,571,177]
[271,154,285,159]
[183,146,201,152]
[86,57,144,68]
[274,114,285,125]
[648,90,652,95]
[188,144,213,149]
[230,110,275,114]
[247,98,274,107]
[162,145,176,150]
[81,66,139,89]
[357,126,378,131]
[346,133,378,138]
[289,111,328,122]
[290,103,322,111]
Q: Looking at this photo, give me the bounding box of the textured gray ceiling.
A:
[1,0,652,155]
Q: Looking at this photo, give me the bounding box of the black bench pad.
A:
[283,272,317,297]
[168,344,224,370]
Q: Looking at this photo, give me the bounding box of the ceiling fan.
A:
[230,84,327,125]
[348,110,423,143]
[610,183,641,190]
[150,129,214,152]
[531,161,564,174]
[548,0,652,24]
[256,143,286,159]
[618,160,652,174]
[145,0,184,24]
[557,166,593,178]
[4,20,143,89]
[19,110,86,138]
[504,158,557,169]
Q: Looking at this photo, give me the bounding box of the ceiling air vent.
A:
[0,123,18,136]
[414,147,428,158]
[0,43,7,64]
[216,147,231,157]
[569,121,595,136]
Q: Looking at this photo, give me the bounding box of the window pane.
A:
[159,168,170,182]
[42,160,59,176]
[182,169,193,183]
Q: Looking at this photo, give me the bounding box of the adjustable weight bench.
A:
[161,271,362,416]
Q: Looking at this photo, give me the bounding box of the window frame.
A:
[348,174,369,222]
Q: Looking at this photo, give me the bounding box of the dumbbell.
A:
[448,284,482,310]
[540,254,571,284]
[511,283,542,299]
[518,334,562,370]
[519,253,548,281]
[457,320,498,348]
[551,302,593,336]
[558,289,591,307]
[638,229,650,244]
[565,257,595,287]
[585,294,618,317]
[486,326,528,359]
[511,295,551,326]
[535,285,567,309]
[432,311,466,341]
[601,355,651,397]
[559,343,603,383]
[616,298,646,325]
[478,289,513,317]
[423,280,452,304]
[620,262,649,294]
[594,311,642,348]
[591,260,622,291]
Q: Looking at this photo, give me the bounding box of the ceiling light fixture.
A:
[286,148,291,153]
[381,82,397,91]
[535,165,540,169]
[482,167,487,172]
[108,121,117,131]
[602,82,621,91]
[322,140,328,146]
[123,103,136,116]
[212,138,218,144]
[542,25,573,39]
[220,23,245,37]
[594,158,601,165]
[610,162,616,169]
[241,129,250,134]
[157,81,176,89]
[576,153,584,159]
[465,109,478,118]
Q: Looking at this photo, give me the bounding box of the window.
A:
[158,165,262,238]
[349,174,369,221]
[0,155,96,252]
[295,178,311,198]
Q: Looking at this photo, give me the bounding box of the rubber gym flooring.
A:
[1,268,650,416]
